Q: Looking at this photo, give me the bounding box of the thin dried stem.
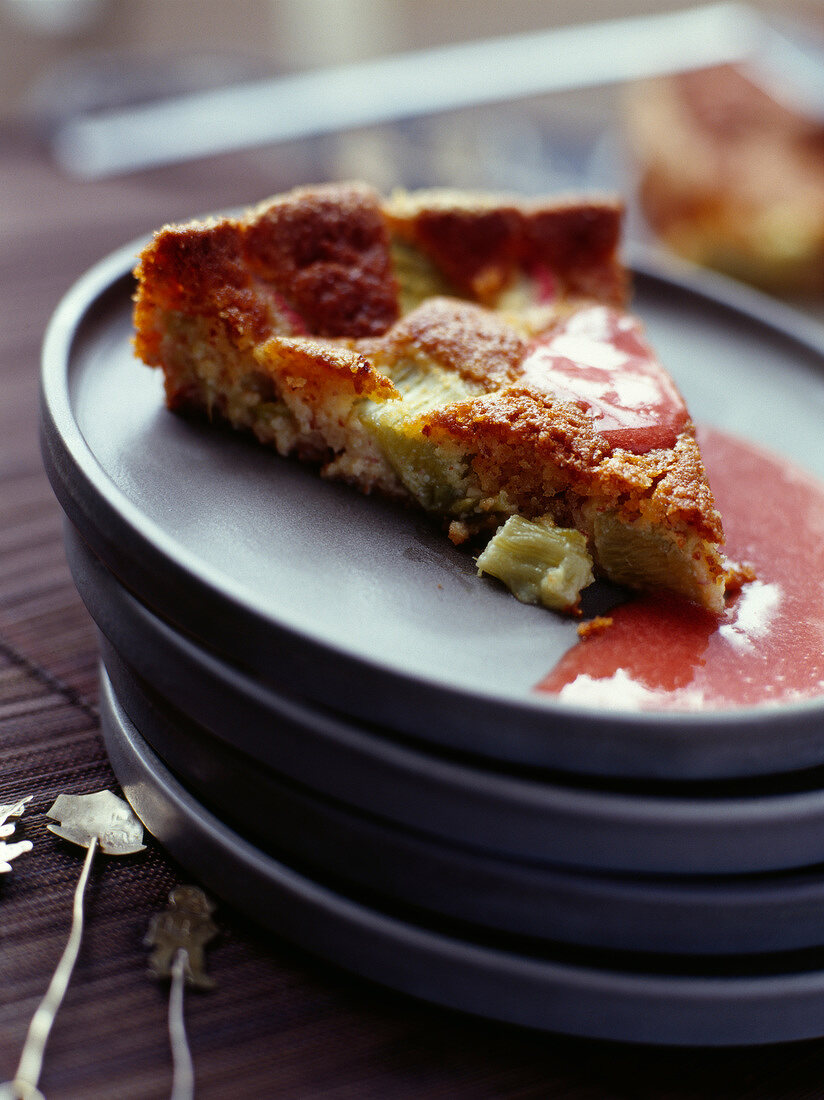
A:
[168,949,194,1100]
[8,838,98,1099]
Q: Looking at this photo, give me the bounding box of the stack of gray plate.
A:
[40,236,824,1046]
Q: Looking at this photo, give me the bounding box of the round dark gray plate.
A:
[67,522,824,878]
[99,666,824,1048]
[41,234,824,779]
[102,636,824,957]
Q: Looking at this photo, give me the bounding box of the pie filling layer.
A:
[133,183,736,615]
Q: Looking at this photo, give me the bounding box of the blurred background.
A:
[0,0,809,114]
[0,0,786,115]
[2,0,824,300]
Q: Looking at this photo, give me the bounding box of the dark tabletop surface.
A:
[5,122,824,1099]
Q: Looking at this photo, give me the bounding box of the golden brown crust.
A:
[385,191,627,306]
[577,615,614,638]
[639,427,723,542]
[133,218,272,364]
[373,297,527,387]
[523,201,628,305]
[255,336,398,402]
[421,385,608,490]
[244,183,400,337]
[134,183,400,363]
[419,384,721,543]
[387,201,522,303]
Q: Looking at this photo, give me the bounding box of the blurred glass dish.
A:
[47,4,759,180]
[2,0,104,36]
[22,45,273,140]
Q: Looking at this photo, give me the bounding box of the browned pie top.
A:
[243,183,400,336]
[384,191,627,306]
[133,183,721,545]
[134,183,401,357]
[372,297,527,388]
[134,182,627,358]
[419,385,722,543]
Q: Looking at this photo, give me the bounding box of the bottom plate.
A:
[102,637,824,958]
[100,665,824,1047]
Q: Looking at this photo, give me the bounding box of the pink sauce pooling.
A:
[524,306,688,453]
[537,428,824,711]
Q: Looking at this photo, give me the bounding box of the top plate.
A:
[40,233,824,779]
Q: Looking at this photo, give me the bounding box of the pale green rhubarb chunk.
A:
[591,510,725,612]
[390,238,456,314]
[476,515,595,613]
[359,358,475,512]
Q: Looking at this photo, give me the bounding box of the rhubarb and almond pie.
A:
[133,182,737,614]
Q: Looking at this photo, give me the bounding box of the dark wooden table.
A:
[4,123,824,1099]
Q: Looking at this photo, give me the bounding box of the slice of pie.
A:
[133,182,734,614]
